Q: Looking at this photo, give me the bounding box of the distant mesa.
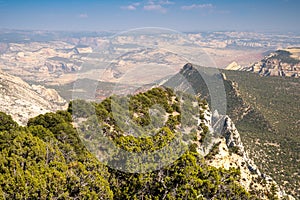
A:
[226,48,300,78]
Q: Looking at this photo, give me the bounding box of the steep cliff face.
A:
[199,109,294,199]
[0,69,67,125]
[163,63,295,199]
[222,69,300,197]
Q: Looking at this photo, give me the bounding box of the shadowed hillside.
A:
[164,63,299,197]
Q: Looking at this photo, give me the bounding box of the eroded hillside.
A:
[0,69,67,125]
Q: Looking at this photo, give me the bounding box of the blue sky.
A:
[0,0,299,32]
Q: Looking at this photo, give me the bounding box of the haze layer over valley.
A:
[1,30,300,89]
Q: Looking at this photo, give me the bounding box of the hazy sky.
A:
[0,0,299,32]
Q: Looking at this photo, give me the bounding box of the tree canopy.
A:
[0,87,259,199]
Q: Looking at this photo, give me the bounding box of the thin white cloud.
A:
[181,3,214,10]
[78,13,88,18]
[121,0,171,13]
[121,5,137,10]
[132,2,141,6]
[146,0,173,5]
[143,4,167,13]
[121,2,142,11]
[158,0,174,5]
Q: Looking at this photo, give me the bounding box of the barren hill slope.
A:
[0,68,67,125]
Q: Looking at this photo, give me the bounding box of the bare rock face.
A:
[238,49,300,78]
[225,61,243,71]
[221,116,245,155]
[0,69,67,125]
[199,110,295,199]
[31,84,66,104]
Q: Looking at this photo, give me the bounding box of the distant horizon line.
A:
[1,27,299,35]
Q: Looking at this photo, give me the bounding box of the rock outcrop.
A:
[0,69,67,125]
[225,61,243,71]
[230,48,300,78]
[201,111,295,199]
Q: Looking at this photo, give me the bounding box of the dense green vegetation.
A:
[0,112,18,132]
[0,87,259,199]
[0,111,113,199]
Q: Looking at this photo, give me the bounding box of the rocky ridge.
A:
[199,107,294,199]
[226,48,300,78]
[164,63,294,199]
[0,68,67,125]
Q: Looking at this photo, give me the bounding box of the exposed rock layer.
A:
[0,68,67,125]
[226,48,300,78]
